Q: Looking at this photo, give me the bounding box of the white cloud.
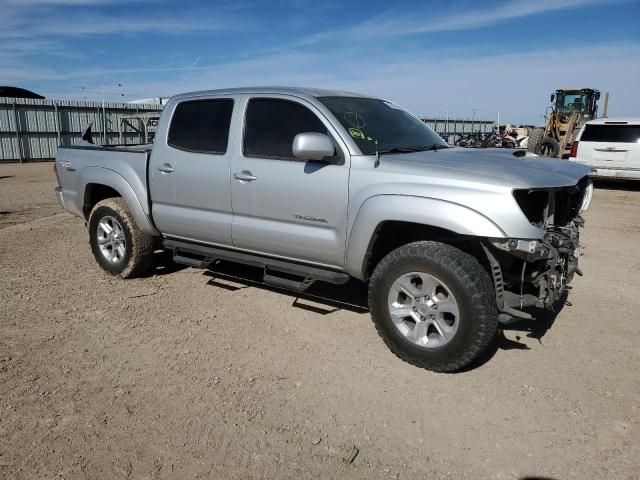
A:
[2,0,636,125]
[300,0,624,45]
[31,43,637,124]
[0,2,247,39]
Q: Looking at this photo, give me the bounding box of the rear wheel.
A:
[369,241,498,372]
[88,197,155,278]
[527,127,544,153]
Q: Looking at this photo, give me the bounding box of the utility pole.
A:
[101,81,106,145]
[100,82,125,146]
[445,109,449,140]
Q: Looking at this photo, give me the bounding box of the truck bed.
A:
[55,144,153,223]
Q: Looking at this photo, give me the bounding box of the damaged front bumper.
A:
[483,218,583,323]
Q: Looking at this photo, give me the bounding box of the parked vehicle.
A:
[454,132,484,148]
[569,117,640,180]
[528,87,601,158]
[54,87,593,372]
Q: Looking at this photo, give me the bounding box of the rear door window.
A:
[243,98,327,160]
[168,99,234,154]
[581,125,640,143]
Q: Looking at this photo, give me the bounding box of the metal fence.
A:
[0,97,161,162]
[0,99,496,162]
[421,117,495,144]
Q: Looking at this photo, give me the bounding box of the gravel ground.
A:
[1,163,638,480]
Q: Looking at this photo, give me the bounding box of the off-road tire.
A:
[368,241,498,373]
[535,136,560,158]
[527,127,545,153]
[88,197,155,278]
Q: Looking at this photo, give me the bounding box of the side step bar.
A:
[164,238,350,291]
[263,269,316,292]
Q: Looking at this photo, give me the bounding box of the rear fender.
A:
[345,195,506,279]
[78,167,157,235]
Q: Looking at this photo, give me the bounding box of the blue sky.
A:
[2,0,639,123]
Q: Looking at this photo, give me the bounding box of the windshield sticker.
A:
[349,128,365,139]
[344,112,366,129]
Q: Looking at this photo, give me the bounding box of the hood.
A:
[382,148,592,189]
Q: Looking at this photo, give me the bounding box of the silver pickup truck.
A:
[54,87,593,372]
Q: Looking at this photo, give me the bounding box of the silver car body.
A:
[55,87,592,281]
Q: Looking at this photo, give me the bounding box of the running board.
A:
[164,238,350,286]
[173,255,210,268]
[263,268,316,292]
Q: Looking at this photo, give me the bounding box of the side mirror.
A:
[292,132,335,161]
[550,94,555,103]
[596,92,601,100]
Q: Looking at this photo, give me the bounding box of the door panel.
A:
[149,97,235,245]
[230,96,350,268]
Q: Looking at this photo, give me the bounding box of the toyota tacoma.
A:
[54,87,593,372]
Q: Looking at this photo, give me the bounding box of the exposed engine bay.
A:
[484,176,593,322]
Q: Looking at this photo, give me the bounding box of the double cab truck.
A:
[54,87,593,372]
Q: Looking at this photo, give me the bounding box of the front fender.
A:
[345,195,506,279]
[78,167,158,235]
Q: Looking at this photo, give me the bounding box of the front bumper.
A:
[485,220,582,318]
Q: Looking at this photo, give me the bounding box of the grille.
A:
[514,176,589,227]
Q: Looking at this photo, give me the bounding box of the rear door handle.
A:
[233,171,257,182]
[157,163,175,173]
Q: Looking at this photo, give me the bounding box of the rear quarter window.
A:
[168,98,234,154]
[581,124,640,143]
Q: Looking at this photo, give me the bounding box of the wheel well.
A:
[362,221,484,279]
[83,184,121,218]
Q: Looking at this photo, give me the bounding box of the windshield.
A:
[557,91,590,114]
[318,96,448,154]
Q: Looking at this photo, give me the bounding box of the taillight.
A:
[53,162,61,186]
[570,141,579,158]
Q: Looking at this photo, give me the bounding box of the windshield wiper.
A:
[377,146,429,154]
[377,144,449,155]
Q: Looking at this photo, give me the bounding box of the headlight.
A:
[580,178,594,212]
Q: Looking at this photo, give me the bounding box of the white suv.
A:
[569,117,640,180]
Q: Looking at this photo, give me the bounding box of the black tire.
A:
[527,127,544,153]
[368,241,498,373]
[88,197,155,278]
[534,136,560,158]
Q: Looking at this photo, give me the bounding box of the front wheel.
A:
[368,241,498,372]
[534,136,560,158]
[88,197,155,278]
[527,127,544,153]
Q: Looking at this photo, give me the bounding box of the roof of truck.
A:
[586,117,640,125]
[172,86,375,101]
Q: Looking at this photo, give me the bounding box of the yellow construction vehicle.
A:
[528,88,601,158]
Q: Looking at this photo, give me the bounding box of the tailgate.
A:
[587,141,635,167]
[577,124,640,170]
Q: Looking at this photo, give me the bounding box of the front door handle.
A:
[157,163,175,173]
[233,171,257,182]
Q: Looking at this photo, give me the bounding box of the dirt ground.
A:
[1,162,638,480]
